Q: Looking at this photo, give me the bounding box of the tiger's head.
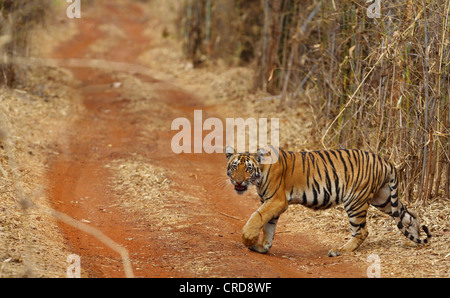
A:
[225,146,264,194]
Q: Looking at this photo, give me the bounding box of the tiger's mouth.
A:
[234,184,248,193]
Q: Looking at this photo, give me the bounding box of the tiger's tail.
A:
[389,166,431,244]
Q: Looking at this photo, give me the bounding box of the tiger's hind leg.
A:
[328,198,370,257]
[372,181,425,242]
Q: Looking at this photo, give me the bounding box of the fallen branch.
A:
[220,212,242,221]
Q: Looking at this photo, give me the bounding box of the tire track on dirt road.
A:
[46,0,365,277]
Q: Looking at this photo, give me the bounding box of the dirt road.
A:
[46,0,365,277]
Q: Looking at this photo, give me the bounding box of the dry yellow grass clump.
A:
[0,67,79,277]
[106,157,198,229]
[0,2,81,276]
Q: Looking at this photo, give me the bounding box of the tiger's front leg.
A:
[248,218,279,254]
[242,195,287,253]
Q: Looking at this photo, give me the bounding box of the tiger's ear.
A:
[256,147,270,163]
[225,146,235,161]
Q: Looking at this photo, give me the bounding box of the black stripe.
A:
[314,153,323,181]
[302,192,307,204]
[372,197,390,208]
[306,154,311,187]
[259,163,273,196]
[349,221,360,227]
[422,225,431,237]
[268,217,279,225]
[323,150,335,169]
[264,173,284,201]
[324,168,332,195]
[348,208,367,218]
[320,189,330,208]
[301,152,306,174]
[312,187,318,206]
[290,151,296,175]
[329,149,338,159]
[313,179,321,194]
[391,199,398,208]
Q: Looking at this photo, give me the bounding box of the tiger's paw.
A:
[327,248,341,257]
[249,243,269,254]
[242,226,259,248]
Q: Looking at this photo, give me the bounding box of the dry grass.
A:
[0,2,81,277]
[0,69,79,277]
[105,157,196,229]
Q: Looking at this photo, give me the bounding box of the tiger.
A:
[225,146,431,257]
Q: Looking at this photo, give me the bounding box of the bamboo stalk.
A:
[433,0,450,199]
[280,0,322,109]
[205,0,211,46]
[261,0,270,91]
[418,0,431,199]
